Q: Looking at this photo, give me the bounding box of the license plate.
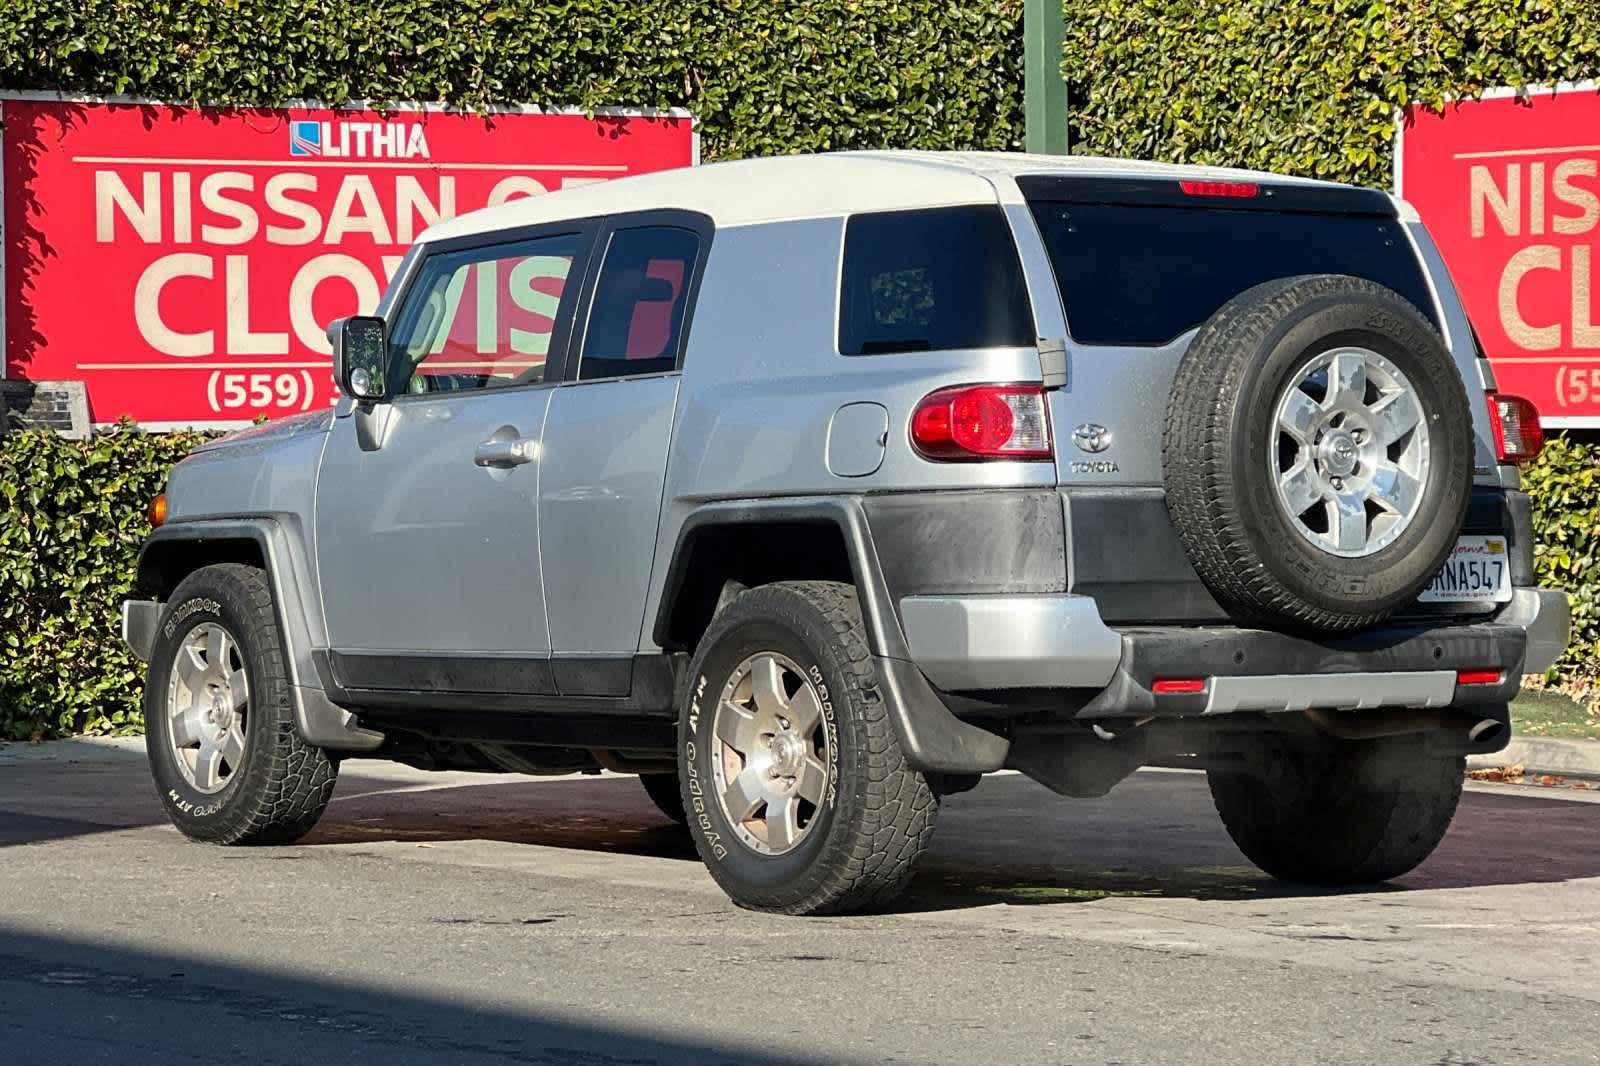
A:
[1418,535,1513,604]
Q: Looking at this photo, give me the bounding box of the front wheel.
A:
[1208,732,1464,884]
[679,581,937,915]
[145,564,338,845]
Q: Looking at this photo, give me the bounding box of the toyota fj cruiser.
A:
[123,151,1570,915]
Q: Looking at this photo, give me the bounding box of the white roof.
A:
[420,150,1355,243]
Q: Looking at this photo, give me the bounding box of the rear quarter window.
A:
[1025,194,1439,347]
[838,206,1034,355]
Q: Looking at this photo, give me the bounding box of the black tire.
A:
[678,580,937,915]
[1208,733,1465,884]
[144,563,337,845]
[639,772,687,824]
[1164,274,1474,632]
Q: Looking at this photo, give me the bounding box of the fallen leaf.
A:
[1467,764,1525,782]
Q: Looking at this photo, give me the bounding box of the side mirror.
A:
[330,316,388,402]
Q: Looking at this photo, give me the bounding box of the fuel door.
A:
[826,402,889,478]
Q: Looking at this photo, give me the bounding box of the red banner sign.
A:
[1,97,695,427]
[1399,83,1600,427]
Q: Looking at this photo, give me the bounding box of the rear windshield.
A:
[1026,200,1439,347]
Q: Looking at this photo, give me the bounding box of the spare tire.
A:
[1163,274,1473,632]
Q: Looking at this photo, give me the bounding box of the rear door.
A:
[1016,176,1454,488]
[1015,175,1476,623]
[537,213,711,695]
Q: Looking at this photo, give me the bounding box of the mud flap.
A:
[872,655,1009,775]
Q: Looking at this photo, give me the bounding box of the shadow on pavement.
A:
[914,775,1600,909]
[301,769,1600,911]
[7,748,1600,912]
[302,773,701,859]
[0,743,572,849]
[0,926,842,1066]
[0,741,164,847]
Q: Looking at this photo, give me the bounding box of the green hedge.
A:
[1524,437,1600,682]
[0,427,207,739]
[0,1,1028,161]
[7,2,1600,183]
[1062,1,1600,188]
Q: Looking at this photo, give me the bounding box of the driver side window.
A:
[387,233,583,394]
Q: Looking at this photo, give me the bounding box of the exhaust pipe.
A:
[1467,718,1508,748]
[1305,708,1510,753]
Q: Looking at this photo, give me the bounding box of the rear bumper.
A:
[1516,587,1574,674]
[900,587,1570,717]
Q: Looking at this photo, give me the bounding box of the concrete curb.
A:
[0,735,146,764]
[1468,736,1600,781]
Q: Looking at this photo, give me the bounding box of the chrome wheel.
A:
[165,622,249,795]
[1271,347,1430,558]
[710,652,831,856]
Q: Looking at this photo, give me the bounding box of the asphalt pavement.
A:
[2,737,1598,1065]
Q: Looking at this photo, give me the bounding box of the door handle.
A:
[474,436,538,467]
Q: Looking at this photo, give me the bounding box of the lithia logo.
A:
[289,120,431,160]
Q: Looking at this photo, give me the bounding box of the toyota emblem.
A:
[1072,423,1112,454]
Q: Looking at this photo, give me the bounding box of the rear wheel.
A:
[1208,732,1464,884]
[678,581,937,915]
[145,564,337,845]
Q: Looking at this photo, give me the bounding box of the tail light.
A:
[910,384,1052,461]
[1486,393,1543,463]
[1178,179,1260,199]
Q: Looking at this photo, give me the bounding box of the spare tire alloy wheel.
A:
[711,652,831,855]
[1163,275,1474,632]
[166,621,250,795]
[1272,347,1429,558]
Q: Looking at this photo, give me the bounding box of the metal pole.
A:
[1024,0,1067,155]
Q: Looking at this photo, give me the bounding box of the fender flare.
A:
[138,519,383,752]
[653,497,1009,775]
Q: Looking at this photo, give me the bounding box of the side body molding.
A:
[652,496,1010,775]
[137,519,383,752]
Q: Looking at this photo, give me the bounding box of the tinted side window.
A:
[387,234,581,394]
[1027,202,1439,346]
[839,206,1034,355]
[577,226,701,381]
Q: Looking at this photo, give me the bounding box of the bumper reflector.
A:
[1456,669,1504,686]
[1152,678,1207,695]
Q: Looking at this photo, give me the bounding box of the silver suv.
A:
[123,151,1570,915]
